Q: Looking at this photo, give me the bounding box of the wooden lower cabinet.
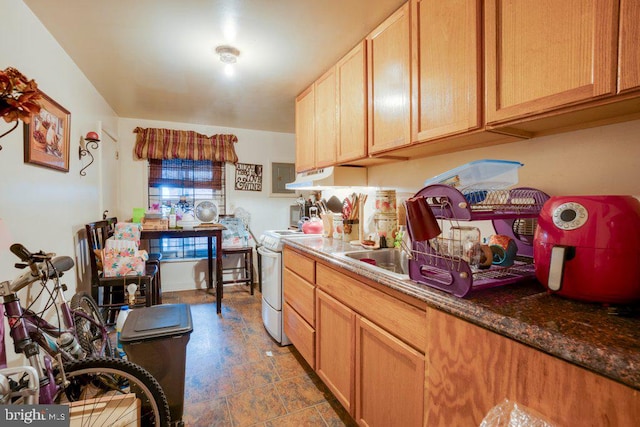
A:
[316,287,425,427]
[316,289,356,414]
[426,308,640,426]
[283,302,315,368]
[355,316,425,427]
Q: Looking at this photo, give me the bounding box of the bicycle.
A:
[1,243,113,361]
[1,243,171,426]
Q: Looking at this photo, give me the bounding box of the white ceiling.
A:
[24,0,406,134]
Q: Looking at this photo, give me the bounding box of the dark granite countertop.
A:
[283,236,640,391]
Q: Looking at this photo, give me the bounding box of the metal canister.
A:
[375,190,397,214]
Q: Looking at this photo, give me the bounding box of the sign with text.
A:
[235,163,263,192]
[1,405,69,426]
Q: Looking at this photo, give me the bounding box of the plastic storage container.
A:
[424,159,523,191]
[120,303,193,423]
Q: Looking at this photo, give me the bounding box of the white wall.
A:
[0,0,119,365]
[117,118,296,290]
[367,119,640,196]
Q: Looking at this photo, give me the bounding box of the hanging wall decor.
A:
[235,163,263,191]
[23,91,70,172]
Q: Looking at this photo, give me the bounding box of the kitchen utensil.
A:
[534,195,640,303]
[327,196,343,213]
[404,196,441,242]
[302,207,324,234]
[488,234,518,267]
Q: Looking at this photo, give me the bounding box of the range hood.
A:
[285,166,367,190]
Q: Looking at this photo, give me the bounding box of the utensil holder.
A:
[343,219,359,242]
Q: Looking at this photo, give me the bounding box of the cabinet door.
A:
[618,0,640,93]
[316,289,355,414]
[337,41,368,163]
[426,308,640,426]
[295,85,315,172]
[315,67,338,167]
[485,0,618,124]
[367,2,412,154]
[355,316,425,427]
[412,0,481,142]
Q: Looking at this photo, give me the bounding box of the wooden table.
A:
[140,226,226,314]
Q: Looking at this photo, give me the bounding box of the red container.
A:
[534,195,640,303]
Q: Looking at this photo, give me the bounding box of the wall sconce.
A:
[79,131,100,176]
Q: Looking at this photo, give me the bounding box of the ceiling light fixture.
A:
[215,45,240,64]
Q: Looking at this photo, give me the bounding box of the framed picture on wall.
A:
[23,91,71,172]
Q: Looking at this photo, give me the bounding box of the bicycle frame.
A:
[0,263,110,404]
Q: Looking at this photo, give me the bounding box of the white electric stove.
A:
[258,230,317,345]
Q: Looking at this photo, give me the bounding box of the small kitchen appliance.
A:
[534,195,640,303]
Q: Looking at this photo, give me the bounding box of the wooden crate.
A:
[68,393,140,427]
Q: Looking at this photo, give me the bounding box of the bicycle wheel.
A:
[71,292,115,357]
[56,357,171,427]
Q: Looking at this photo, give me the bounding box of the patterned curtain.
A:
[133,127,238,164]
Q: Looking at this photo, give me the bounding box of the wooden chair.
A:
[85,219,159,324]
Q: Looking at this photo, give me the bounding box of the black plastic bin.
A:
[120,303,193,424]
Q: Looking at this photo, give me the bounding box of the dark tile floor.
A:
[162,285,357,427]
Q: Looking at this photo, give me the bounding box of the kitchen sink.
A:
[335,248,410,278]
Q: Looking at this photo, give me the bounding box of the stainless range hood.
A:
[285,166,367,190]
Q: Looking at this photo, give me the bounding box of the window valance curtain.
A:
[133,127,238,164]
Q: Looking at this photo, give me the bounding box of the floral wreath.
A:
[0,67,42,144]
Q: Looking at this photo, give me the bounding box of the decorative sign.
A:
[235,163,263,191]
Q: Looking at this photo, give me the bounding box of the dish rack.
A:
[407,184,550,297]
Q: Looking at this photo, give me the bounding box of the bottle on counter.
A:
[115,305,130,359]
[168,206,177,228]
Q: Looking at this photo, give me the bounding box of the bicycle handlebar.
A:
[3,244,75,295]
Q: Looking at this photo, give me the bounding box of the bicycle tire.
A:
[56,357,171,427]
[71,292,115,358]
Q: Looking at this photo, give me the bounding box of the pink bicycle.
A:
[1,243,170,426]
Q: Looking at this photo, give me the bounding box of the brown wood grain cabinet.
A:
[485,0,619,125]
[314,67,338,168]
[316,289,356,414]
[411,0,482,142]
[294,85,315,172]
[285,245,640,426]
[367,2,412,155]
[426,308,640,426]
[355,316,424,427]
[337,40,368,163]
[282,248,316,368]
[316,263,426,426]
[618,0,640,93]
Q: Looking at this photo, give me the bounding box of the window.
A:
[147,159,226,259]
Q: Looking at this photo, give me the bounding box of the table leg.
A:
[215,233,223,314]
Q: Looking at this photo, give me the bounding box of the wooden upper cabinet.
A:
[367,2,412,154]
[314,67,337,167]
[618,0,640,93]
[337,41,368,163]
[295,85,315,172]
[412,0,482,142]
[485,0,619,124]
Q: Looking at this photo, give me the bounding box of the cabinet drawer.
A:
[283,302,315,369]
[284,268,315,325]
[284,248,315,283]
[317,263,426,352]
